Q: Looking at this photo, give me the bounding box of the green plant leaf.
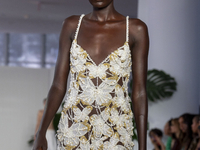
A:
[146,69,177,102]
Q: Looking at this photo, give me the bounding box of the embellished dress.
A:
[56,14,134,150]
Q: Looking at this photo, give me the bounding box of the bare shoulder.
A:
[129,18,148,32]
[61,15,83,39]
[128,18,149,43]
[63,15,81,28]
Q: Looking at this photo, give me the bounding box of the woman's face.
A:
[149,132,157,144]
[89,0,113,9]
[171,120,179,133]
[178,117,188,133]
[191,118,198,134]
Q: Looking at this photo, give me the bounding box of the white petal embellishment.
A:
[72,106,93,122]
[58,36,134,149]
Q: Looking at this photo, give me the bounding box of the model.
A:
[33,0,149,150]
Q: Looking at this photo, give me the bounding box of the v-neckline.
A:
[72,14,130,67]
[73,39,129,67]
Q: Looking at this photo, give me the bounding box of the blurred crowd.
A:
[149,113,200,150]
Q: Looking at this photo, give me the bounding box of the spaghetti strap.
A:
[74,14,85,41]
[126,16,129,43]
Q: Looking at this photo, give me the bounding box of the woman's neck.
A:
[89,2,118,21]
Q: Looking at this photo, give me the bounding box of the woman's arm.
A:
[130,18,149,150]
[33,15,79,150]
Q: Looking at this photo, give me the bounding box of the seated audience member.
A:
[178,113,195,150]
[164,119,172,150]
[188,115,200,150]
[149,128,165,150]
[170,118,182,150]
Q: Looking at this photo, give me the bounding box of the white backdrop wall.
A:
[137,0,200,149]
[0,66,51,150]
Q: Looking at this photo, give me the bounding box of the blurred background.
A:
[0,0,199,149]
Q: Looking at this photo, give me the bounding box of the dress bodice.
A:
[65,14,132,111]
[56,14,134,150]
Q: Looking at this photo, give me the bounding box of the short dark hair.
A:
[149,128,163,138]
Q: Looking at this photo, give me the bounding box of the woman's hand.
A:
[150,137,158,148]
[154,135,166,150]
[32,132,47,150]
[154,135,162,145]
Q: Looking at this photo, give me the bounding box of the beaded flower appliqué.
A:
[56,14,134,150]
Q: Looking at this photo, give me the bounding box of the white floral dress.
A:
[56,14,134,150]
